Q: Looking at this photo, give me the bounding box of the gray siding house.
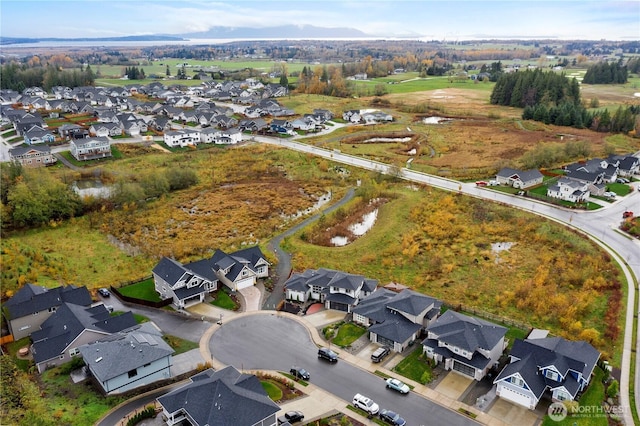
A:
[78,322,174,394]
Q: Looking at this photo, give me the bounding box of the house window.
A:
[128,369,138,378]
[511,376,525,387]
[69,348,79,357]
[556,390,570,401]
[545,369,559,381]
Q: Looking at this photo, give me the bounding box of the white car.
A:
[352,393,380,415]
[385,378,410,394]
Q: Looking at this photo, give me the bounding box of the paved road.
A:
[210,314,478,426]
[263,188,356,310]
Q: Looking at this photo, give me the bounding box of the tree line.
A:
[491,69,638,133]
[582,60,628,84]
[0,163,198,230]
[0,63,95,92]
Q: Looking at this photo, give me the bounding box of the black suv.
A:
[318,347,338,362]
[371,346,390,363]
[290,366,310,380]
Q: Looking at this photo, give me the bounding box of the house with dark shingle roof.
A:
[153,246,269,309]
[78,322,174,394]
[495,168,543,189]
[422,310,507,381]
[30,302,137,373]
[9,145,57,168]
[494,337,600,410]
[2,284,92,340]
[284,268,377,313]
[353,288,441,352]
[157,366,280,426]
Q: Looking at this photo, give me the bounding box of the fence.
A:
[444,303,533,333]
[110,277,173,309]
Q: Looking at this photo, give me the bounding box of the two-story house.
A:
[284,268,378,313]
[422,310,507,381]
[2,284,92,340]
[70,137,112,161]
[494,336,600,410]
[547,177,590,203]
[163,129,201,148]
[353,288,442,352]
[153,246,269,309]
[495,168,544,189]
[9,145,57,168]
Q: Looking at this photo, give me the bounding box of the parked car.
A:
[379,409,407,426]
[352,393,379,415]
[371,346,390,363]
[475,181,488,187]
[104,305,114,313]
[616,178,630,183]
[623,211,634,219]
[318,347,338,362]
[604,191,616,198]
[385,378,410,394]
[277,411,304,424]
[289,366,310,380]
[98,288,110,297]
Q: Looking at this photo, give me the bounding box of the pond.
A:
[330,209,378,247]
[72,179,113,198]
[423,116,453,124]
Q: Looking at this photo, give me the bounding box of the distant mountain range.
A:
[0,25,373,45]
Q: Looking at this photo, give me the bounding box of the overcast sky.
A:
[1,0,638,40]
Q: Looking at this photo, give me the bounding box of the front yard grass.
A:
[162,334,199,354]
[117,278,161,302]
[210,287,239,310]
[261,380,283,401]
[392,347,432,384]
[331,323,367,347]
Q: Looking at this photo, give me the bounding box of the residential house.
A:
[616,155,640,177]
[24,128,55,145]
[565,158,619,183]
[200,127,242,144]
[89,122,123,137]
[23,86,46,97]
[284,268,377,313]
[270,119,294,134]
[238,118,268,133]
[58,123,87,140]
[547,177,590,203]
[361,110,393,124]
[150,116,172,132]
[313,109,334,121]
[0,89,22,104]
[31,302,137,373]
[422,310,507,381]
[291,116,317,132]
[2,284,92,340]
[78,322,174,394]
[263,83,288,98]
[152,246,268,308]
[353,288,442,352]
[494,336,600,410]
[342,110,362,123]
[9,145,57,168]
[70,137,112,161]
[495,168,544,189]
[163,129,201,148]
[563,169,606,195]
[157,366,280,426]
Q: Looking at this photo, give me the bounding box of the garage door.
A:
[498,385,533,409]
[234,277,255,290]
[452,360,476,378]
[329,301,348,312]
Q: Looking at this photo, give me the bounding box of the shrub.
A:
[607,379,619,398]
[126,405,156,426]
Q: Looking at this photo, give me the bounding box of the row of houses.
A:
[8,136,112,166]
[284,267,600,411]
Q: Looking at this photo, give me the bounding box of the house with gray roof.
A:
[70,136,112,161]
[353,288,442,352]
[31,302,137,373]
[422,310,507,381]
[78,322,174,394]
[9,145,57,168]
[157,366,280,426]
[547,177,590,203]
[495,168,543,189]
[153,246,268,309]
[2,284,92,340]
[494,336,600,409]
[284,268,377,313]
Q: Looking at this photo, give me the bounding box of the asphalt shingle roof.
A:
[426,310,506,353]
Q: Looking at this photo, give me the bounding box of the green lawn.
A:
[392,347,432,384]
[117,278,161,302]
[332,323,367,347]
[210,287,239,310]
[261,380,283,401]
[162,334,199,355]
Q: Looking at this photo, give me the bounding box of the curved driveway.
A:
[256,136,639,426]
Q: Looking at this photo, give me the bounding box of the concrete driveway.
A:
[302,309,346,328]
[487,398,539,426]
[435,371,474,400]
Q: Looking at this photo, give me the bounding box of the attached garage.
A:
[233,277,255,291]
[452,360,476,378]
[497,385,535,409]
[329,301,349,312]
